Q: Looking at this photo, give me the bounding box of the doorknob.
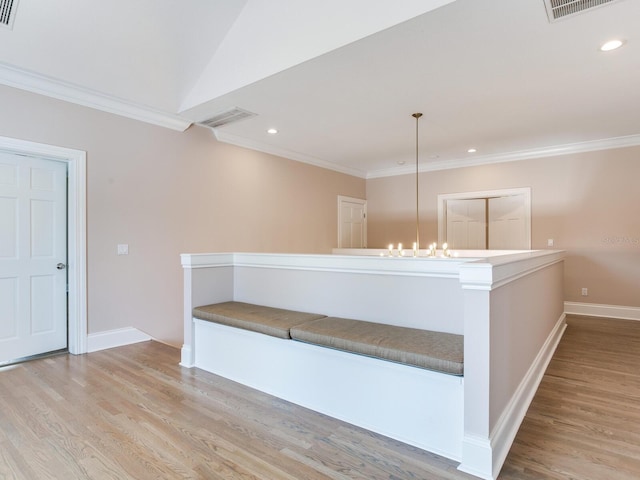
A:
[57,263,66,270]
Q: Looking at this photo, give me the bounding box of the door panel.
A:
[445,199,487,249]
[0,196,17,257]
[0,152,67,363]
[488,195,527,249]
[0,277,18,339]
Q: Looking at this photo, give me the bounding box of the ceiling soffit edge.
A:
[179,0,457,113]
[0,62,192,132]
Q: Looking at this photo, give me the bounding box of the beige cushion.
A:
[290,317,463,375]
[193,301,326,339]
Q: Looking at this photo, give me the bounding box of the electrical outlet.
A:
[547,238,554,247]
[581,287,588,296]
[117,244,129,255]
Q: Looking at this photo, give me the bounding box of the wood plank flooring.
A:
[500,315,640,480]
[1,315,639,479]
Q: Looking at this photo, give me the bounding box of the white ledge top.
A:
[180,250,565,286]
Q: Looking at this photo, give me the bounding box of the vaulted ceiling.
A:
[1,0,638,178]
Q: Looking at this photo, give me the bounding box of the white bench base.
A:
[194,318,464,461]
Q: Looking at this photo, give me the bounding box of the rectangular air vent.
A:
[544,0,622,22]
[0,0,18,29]
[198,107,256,129]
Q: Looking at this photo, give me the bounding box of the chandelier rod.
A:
[412,112,423,252]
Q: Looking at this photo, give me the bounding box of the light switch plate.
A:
[117,244,129,255]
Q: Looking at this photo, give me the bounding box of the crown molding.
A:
[213,129,367,178]
[0,62,192,132]
[212,128,640,180]
[367,134,640,179]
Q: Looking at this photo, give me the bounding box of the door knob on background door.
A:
[57,263,66,270]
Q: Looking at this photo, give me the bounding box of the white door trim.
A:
[437,187,531,249]
[0,136,87,354]
[337,195,367,248]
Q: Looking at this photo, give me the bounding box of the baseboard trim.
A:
[458,313,567,480]
[458,434,493,480]
[87,327,152,353]
[490,313,566,478]
[180,345,194,368]
[564,302,640,321]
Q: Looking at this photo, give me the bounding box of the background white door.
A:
[445,198,487,249]
[0,152,68,363]
[338,196,367,248]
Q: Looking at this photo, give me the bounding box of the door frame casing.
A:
[0,136,87,354]
[437,187,531,249]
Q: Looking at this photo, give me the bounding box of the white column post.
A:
[458,262,495,480]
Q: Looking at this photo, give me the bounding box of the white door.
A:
[445,199,487,249]
[338,196,367,248]
[0,152,68,363]
[488,195,527,249]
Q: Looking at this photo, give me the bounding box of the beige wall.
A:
[0,85,365,346]
[367,147,640,308]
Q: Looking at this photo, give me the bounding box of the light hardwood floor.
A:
[1,315,639,479]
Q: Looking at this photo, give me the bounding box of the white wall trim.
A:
[232,252,466,278]
[180,252,235,269]
[367,134,640,179]
[0,62,192,132]
[458,251,565,291]
[180,345,194,368]
[87,327,152,353]
[458,314,566,480]
[564,302,640,321]
[458,434,494,480]
[492,313,566,477]
[214,130,367,178]
[0,135,88,355]
[217,131,640,180]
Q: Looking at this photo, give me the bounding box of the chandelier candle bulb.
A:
[388,244,393,256]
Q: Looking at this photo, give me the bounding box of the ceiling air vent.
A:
[197,107,256,129]
[544,0,622,22]
[0,0,18,29]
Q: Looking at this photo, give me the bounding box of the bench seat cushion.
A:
[290,317,464,375]
[193,302,326,339]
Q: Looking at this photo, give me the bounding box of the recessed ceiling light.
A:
[267,128,278,134]
[467,148,477,153]
[600,39,624,52]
